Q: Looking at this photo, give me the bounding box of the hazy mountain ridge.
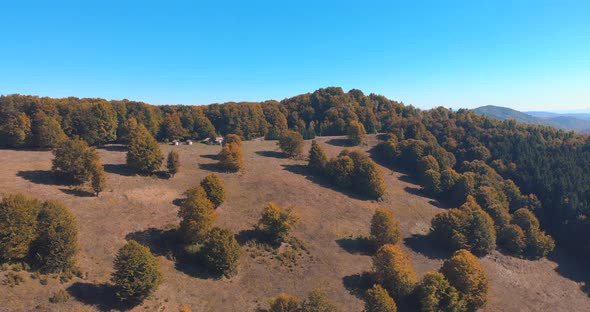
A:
[474,105,590,133]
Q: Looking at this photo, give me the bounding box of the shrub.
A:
[219,142,244,172]
[440,249,488,312]
[167,150,180,177]
[201,227,241,277]
[0,194,42,262]
[278,130,304,158]
[178,186,217,244]
[112,240,161,302]
[200,173,226,208]
[49,289,70,303]
[416,271,464,312]
[32,201,78,273]
[365,284,397,312]
[301,288,337,312]
[126,123,163,174]
[347,120,367,146]
[308,140,328,174]
[268,293,302,312]
[370,207,402,248]
[372,244,417,300]
[257,203,299,245]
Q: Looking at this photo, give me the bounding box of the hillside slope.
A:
[0,136,589,311]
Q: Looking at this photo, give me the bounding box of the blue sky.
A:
[1,1,589,111]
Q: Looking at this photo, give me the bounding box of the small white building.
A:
[214,137,224,145]
[171,139,180,146]
[186,140,193,145]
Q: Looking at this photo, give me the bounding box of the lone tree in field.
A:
[301,288,337,312]
[373,244,417,300]
[200,173,226,208]
[0,194,42,262]
[52,138,100,183]
[201,227,241,277]
[90,158,107,196]
[347,120,367,146]
[417,271,465,312]
[257,202,299,245]
[219,142,244,172]
[32,201,78,273]
[112,240,162,303]
[370,207,402,248]
[268,293,301,312]
[440,249,488,312]
[365,284,397,312]
[126,123,163,174]
[278,130,304,158]
[308,140,328,174]
[166,150,180,177]
[179,185,217,244]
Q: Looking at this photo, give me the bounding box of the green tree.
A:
[499,224,526,255]
[90,158,107,196]
[440,249,488,312]
[417,155,440,177]
[201,227,241,277]
[417,272,465,312]
[422,169,442,196]
[370,207,402,248]
[31,111,67,148]
[373,244,417,300]
[200,173,226,208]
[178,185,217,244]
[347,120,367,146]
[126,123,163,174]
[301,288,337,312]
[308,140,328,174]
[167,150,180,177]
[160,112,187,141]
[219,142,244,172]
[327,155,355,188]
[0,195,42,262]
[0,112,31,147]
[268,293,301,312]
[257,202,299,245]
[365,284,397,312]
[278,130,304,158]
[32,201,78,273]
[223,134,242,147]
[52,138,101,183]
[112,240,162,302]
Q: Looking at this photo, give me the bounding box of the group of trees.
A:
[308,141,386,199]
[177,174,239,277]
[52,138,107,196]
[0,194,78,273]
[268,288,337,312]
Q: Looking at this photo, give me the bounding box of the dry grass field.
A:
[0,135,589,311]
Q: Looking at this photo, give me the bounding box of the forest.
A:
[1,87,589,269]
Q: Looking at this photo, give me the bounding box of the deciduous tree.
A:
[126,123,163,174]
[200,173,226,208]
[112,240,161,302]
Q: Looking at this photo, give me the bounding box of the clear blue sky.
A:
[1,0,589,111]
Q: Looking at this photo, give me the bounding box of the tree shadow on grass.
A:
[404,234,451,260]
[404,186,424,196]
[59,188,96,197]
[255,150,285,159]
[16,170,70,186]
[200,154,219,160]
[67,282,135,311]
[103,164,135,177]
[342,272,374,299]
[549,247,590,295]
[198,163,226,173]
[326,138,354,147]
[281,164,370,201]
[98,145,127,152]
[336,237,374,256]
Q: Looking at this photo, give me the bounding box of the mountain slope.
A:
[473,105,563,129]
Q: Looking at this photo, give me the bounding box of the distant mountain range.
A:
[473,105,590,134]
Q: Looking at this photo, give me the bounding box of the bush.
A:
[301,288,337,312]
[372,244,417,300]
[201,227,241,277]
[308,140,328,174]
[440,249,488,312]
[347,120,367,146]
[126,123,163,174]
[32,201,78,273]
[167,150,180,177]
[178,186,217,244]
[0,194,42,262]
[365,284,397,312]
[219,142,244,172]
[257,203,299,245]
[268,293,301,312]
[278,130,304,158]
[370,207,402,248]
[200,173,226,208]
[49,289,70,303]
[417,271,464,312]
[112,240,161,302]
